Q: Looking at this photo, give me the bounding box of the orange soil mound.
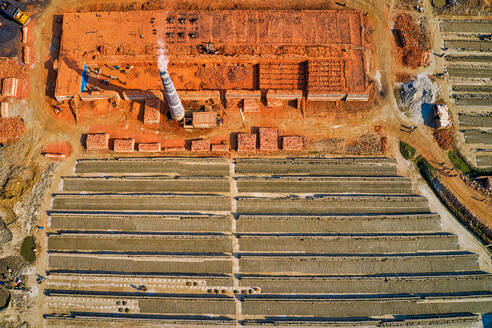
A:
[393,14,430,68]
[433,128,454,150]
[0,118,25,145]
[395,72,417,83]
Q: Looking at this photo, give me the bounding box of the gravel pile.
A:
[399,73,440,123]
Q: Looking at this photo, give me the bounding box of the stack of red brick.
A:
[0,103,8,118]
[138,143,161,152]
[243,99,259,113]
[113,138,135,152]
[259,127,278,151]
[212,143,229,152]
[282,136,304,150]
[237,133,257,151]
[1,78,19,97]
[86,133,109,151]
[144,99,161,124]
[191,139,211,152]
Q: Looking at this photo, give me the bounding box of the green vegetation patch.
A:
[448,150,471,174]
[447,149,492,177]
[432,0,447,7]
[399,140,492,246]
[399,141,416,160]
[20,236,35,263]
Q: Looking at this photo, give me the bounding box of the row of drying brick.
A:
[85,129,304,152]
[85,133,224,153]
[85,134,160,152]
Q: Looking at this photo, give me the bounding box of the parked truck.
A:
[0,1,30,26]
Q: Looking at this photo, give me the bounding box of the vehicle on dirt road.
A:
[0,1,30,26]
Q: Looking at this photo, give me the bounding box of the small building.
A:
[144,98,161,124]
[346,93,369,101]
[179,90,221,102]
[259,127,278,151]
[212,143,229,152]
[266,90,302,108]
[282,135,304,150]
[1,78,19,97]
[226,90,261,109]
[191,139,211,152]
[237,133,257,151]
[0,103,9,118]
[86,133,109,151]
[138,143,161,152]
[113,138,135,152]
[192,111,217,128]
[225,90,261,100]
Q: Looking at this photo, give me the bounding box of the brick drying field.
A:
[43,157,492,327]
[439,20,492,167]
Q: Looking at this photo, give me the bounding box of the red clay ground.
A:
[0,118,26,144]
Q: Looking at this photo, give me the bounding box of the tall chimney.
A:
[160,70,184,121]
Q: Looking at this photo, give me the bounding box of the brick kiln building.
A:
[54,10,369,104]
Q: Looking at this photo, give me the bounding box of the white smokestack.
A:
[157,40,169,72]
[157,40,184,121]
